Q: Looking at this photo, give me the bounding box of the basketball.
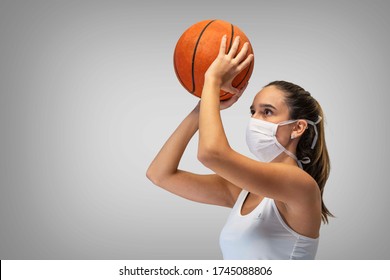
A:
[173,19,255,100]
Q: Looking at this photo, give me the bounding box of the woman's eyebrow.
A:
[260,104,277,110]
[250,104,277,111]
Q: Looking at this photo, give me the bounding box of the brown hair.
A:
[266,80,333,223]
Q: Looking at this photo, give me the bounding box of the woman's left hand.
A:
[219,82,248,110]
[205,35,254,95]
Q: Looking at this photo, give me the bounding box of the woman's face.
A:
[250,85,294,146]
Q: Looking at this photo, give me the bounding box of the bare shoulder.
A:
[289,166,321,207]
[277,172,322,238]
[279,163,320,201]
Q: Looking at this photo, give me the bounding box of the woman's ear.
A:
[291,120,308,139]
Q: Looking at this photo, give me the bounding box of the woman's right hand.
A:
[205,35,253,96]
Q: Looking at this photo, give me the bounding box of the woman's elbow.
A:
[146,166,162,186]
[197,146,224,168]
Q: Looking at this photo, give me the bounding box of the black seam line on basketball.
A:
[220,91,231,98]
[191,19,216,93]
[236,60,253,88]
[227,23,234,53]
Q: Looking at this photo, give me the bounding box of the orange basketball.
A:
[174,19,255,100]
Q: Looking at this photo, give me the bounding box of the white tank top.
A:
[219,190,319,260]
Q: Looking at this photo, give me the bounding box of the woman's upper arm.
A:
[199,148,318,205]
[150,170,242,208]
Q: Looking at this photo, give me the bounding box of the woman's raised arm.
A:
[146,104,241,207]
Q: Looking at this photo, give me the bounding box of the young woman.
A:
[146,35,332,260]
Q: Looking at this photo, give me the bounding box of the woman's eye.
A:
[263,109,273,116]
[250,109,255,115]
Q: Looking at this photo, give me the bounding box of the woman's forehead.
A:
[253,86,288,110]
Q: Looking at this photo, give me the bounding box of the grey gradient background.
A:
[0,0,389,259]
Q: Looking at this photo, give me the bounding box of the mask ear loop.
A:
[278,116,322,169]
[306,115,322,149]
[298,156,311,170]
[298,115,322,167]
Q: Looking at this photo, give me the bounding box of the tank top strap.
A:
[231,189,249,213]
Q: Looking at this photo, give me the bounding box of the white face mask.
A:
[245,117,321,168]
